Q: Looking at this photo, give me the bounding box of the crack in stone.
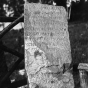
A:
[34,64,64,75]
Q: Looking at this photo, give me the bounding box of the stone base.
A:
[28,71,74,88]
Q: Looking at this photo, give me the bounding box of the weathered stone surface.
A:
[24,3,74,88]
[78,63,88,71]
[79,70,88,88]
[78,63,88,88]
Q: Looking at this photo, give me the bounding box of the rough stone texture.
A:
[24,3,74,88]
[78,63,88,71]
[79,70,88,88]
[78,63,88,88]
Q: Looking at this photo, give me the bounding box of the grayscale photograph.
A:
[0,0,88,88]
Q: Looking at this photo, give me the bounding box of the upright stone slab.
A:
[24,3,74,88]
[78,63,88,88]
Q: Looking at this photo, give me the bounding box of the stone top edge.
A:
[24,3,66,15]
[78,63,88,70]
[24,3,65,8]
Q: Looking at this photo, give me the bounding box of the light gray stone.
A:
[78,63,88,71]
[24,3,74,88]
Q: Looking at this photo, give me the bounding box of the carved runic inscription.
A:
[24,3,74,88]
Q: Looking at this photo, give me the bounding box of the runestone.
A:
[24,3,74,88]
